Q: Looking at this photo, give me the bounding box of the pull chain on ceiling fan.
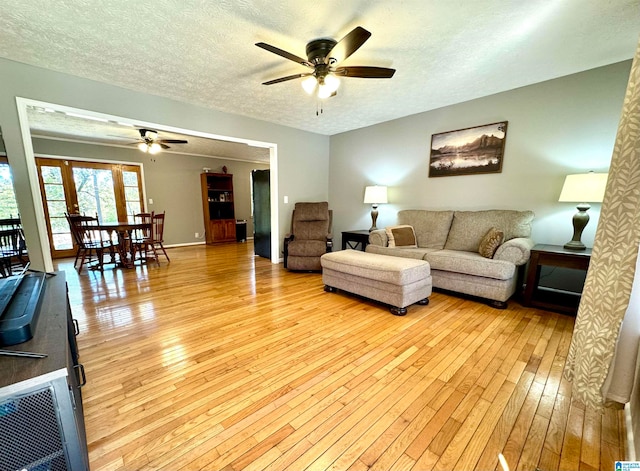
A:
[256,26,395,99]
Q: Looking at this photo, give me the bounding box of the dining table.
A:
[99,221,151,269]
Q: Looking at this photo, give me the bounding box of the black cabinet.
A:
[0,272,89,470]
[522,244,592,314]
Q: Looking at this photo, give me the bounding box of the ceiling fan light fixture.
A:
[324,74,340,93]
[317,84,332,99]
[148,143,162,154]
[138,142,149,152]
[317,75,340,99]
[301,76,318,95]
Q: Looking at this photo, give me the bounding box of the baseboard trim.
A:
[625,402,636,460]
[165,238,255,248]
[164,242,206,248]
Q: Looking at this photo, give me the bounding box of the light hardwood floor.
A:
[57,242,625,471]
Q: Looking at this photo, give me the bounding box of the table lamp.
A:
[364,186,388,232]
[558,171,608,250]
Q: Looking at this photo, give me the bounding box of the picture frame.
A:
[428,121,508,177]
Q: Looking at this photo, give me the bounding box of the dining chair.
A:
[0,216,21,231]
[134,211,169,266]
[0,216,28,267]
[65,213,116,273]
[130,212,153,263]
[0,228,26,277]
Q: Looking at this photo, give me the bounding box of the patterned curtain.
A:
[564,38,640,409]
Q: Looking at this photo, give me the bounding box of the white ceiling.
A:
[0,0,638,156]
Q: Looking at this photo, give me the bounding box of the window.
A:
[0,156,20,218]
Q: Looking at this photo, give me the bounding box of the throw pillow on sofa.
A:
[386,225,418,248]
[478,227,504,258]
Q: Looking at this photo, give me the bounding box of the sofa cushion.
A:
[386,225,417,248]
[478,227,504,258]
[425,249,516,280]
[444,210,534,252]
[398,210,454,249]
[366,244,434,260]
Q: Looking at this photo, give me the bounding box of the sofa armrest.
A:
[494,237,535,265]
[368,229,388,247]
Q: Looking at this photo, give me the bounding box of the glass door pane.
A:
[73,167,117,223]
[123,168,142,222]
[37,162,76,257]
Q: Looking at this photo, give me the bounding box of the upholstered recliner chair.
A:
[284,202,333,271]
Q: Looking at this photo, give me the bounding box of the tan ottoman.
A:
[321,250,432,316]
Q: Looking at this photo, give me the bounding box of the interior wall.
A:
[0,57,330,270]
[329,60,631,251]
[31,138,269,245]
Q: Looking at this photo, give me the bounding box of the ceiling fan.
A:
[133,128,188,154]
[256,26,395,99]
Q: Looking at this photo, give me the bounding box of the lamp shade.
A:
[558,172,608,203]
[364,186,388,204]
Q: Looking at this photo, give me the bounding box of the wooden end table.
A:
[522,244,592,314]
[341,230,371,251]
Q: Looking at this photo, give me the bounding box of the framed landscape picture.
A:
[428,121,508,177]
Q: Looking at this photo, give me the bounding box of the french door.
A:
[36,158,144,258]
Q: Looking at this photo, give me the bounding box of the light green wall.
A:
[329,61,631,252]
[0,57,330,270]
[31,138,269,244]
[0,56,630,271]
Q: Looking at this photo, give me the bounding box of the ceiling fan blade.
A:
[159,139,188,144]
[335,66,396,78]
[326,26,371,65]
[262,73,310,85]
[159,143,170,150]
[256,42,313,67]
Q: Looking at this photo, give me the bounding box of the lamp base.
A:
[563,240,587,251]
[369,205,379,232]
[563,203,590,251]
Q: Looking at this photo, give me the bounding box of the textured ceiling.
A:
[0,0,638,142]
[27,107,271,163]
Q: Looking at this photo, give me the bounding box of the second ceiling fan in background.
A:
[134,128,188,154]
[256,26,396,99]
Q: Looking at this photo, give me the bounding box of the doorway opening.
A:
[15,98,279,272]
[251,169,271,259]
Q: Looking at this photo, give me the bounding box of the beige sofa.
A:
[366,209,535,308]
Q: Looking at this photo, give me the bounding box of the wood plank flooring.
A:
[57,242,625,470]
